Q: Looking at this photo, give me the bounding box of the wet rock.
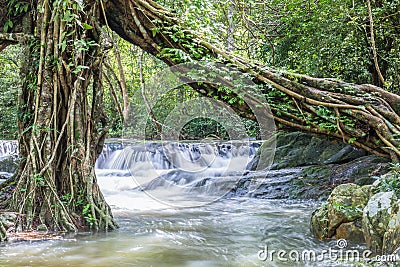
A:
[234,154,388,201]
[310,203,329,239]
[0,156,18,174]
[335,219,364,242]
[246,168,302,199]
[329,155,389,186]
[363,191,397,253]
[0,212,17,242]
[245,154,259,171]
[324,145,367,164]
[270,132,366,170]
[243,131,388,200]
[310,183,370,239]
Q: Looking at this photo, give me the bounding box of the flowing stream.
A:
[0,141,365,266]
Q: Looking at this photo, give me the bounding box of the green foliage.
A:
[2,0,399,143]
[4,0,30,32]
[348,137,357,144]
[377,174,400,198]
[0,46,20,139]
[332,203,363,218]
[157,0,400,92]
[180,118,228,140]
[82,204,97,227]
[389,163,400,174]
[374,167,400,198]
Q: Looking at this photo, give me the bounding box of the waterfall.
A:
[0,140,18,159]
[97,141,260,171]
[0,140,263,200]
[95,141,262,201]
[0,141,18,181]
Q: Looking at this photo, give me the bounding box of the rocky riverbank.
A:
[231,132,390,200]
[310,169,400,258]
[0,133,393,244]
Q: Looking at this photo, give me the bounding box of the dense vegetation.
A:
[0,0,398,235]
[1,0,399,140]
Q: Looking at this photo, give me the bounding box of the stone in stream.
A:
[335,219,364,242]
[311,171,400,256]
[362,191,397,253]
[268,132,366,170]
[382,206,400,255]
[243,131,388,200]
[310,183,371,239]
[0,212,17,242]
[361,171,400,254]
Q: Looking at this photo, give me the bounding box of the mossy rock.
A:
[310,203,329,239]
[335,219,365,243]
[329,155,389,186]
[382,203,400,255]
[327,184,370,237]
[310,183,370,240]
[0,212,17,242]
[372,171,400,198]
[363,191,398,254]
[271,132,366,170]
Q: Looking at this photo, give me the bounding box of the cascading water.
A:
[96,141,260,171]
[1,140,359,267]
[0,140,18,182]
[0,140,18,159]
[95,140,261,207]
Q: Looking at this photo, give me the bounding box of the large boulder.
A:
[310,183,371,240]
[247,132,367,171]
[382,203,400,255]
[362,191,397,253]
[360,171,400,254]
[335,219,364,242]
[243,131,388,200]
[0,212,17,242]
[236,154,388,201]
[271,132,366,170]
[310,202,329,239]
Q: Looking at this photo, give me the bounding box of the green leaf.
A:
[82,23,93,30]
[4,20,13,32]
[151,27,159,37]
[23,3,29,12]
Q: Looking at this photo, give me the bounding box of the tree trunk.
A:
[0,0,399,237]
[104,0,400,161]
[3,0,117,232]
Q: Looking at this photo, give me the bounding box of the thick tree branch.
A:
[104,0,400,160]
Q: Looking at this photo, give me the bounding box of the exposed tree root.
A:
[105,0,400,161]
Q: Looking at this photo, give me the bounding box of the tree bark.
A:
[0,0,400,237]
[104,0,400,161]
[366,0,385,86]
[2,0,118,232]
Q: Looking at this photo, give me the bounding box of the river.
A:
[0,141,367,266]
